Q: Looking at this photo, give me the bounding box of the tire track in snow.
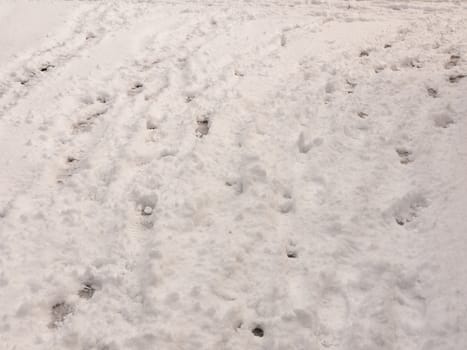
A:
[0,2,137,120]
[0,11,241,347]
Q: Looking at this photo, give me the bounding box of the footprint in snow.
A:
[325,80,337,94]
[279,192,294,214]
[359,50,370,57]
[391,192,428,226]
[432,112,454,128]
[79,91,110,106]
[13,69,35,85]
[196,115,210,137]
[72,114,101,133]
[185,93,195,103]
[374,64,386,73]
[39,63,54,72]
[345,79,357,94]
[96,91,110,104]
[445,54,461,69]
[138,199,156,216]
[297,134,323,153]
[395,147,413,164]
[49,301,73,328]
[401,57,423,69]
[448,74,466,83]
[67,155,79,164]
[85,32,96,40]
[234,69,245,77]
[225,178,243,194]
[78,283,96,299]
[146,119,158,130]
[72,96,110,132]
[280,33,287,47]
[252,326,264,337]
[317,289,349,333]
[129,82,144,95]
[286,248,298,259]
[297,132,312,154]
[357,111,368,119]
[427,87,438,98]
[57,155,81,184]
[136,194,158,228]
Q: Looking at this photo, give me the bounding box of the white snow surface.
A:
[1,1,467,349]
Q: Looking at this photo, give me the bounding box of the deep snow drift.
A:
[1,1,467,349]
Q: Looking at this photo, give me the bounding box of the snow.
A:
[0,1,467,349]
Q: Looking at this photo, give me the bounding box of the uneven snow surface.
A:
[1,1,467,349]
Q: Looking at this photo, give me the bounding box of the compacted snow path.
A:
[1,1,467,349]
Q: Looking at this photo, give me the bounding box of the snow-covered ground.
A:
[1,1,467,349]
